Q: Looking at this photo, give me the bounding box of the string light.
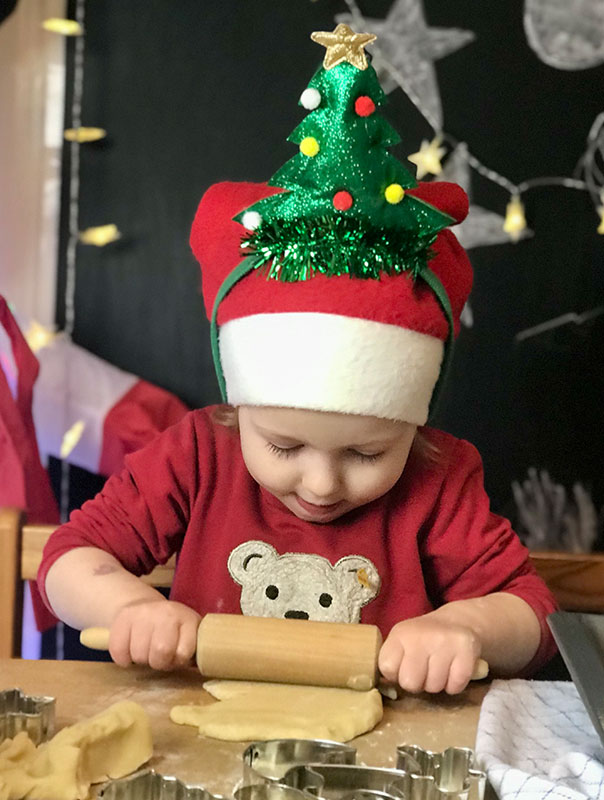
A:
[24,321,58,353]
[64,127,106,143]
[598,190,604,234]
[59,0,86,555]
[503,195,528,242]
[341,0,601,235]
[60,420,86,459]
[407,137,446,179]
[41,18,83,36]
[78,223,121,246]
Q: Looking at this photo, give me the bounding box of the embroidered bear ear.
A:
[334,555,381,607]
[228,540,278,586]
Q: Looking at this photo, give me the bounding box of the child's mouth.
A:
[295,495,343,518]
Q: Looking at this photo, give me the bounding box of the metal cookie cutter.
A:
[235,784,316,800]
[98,769,223,800]
[280,763,408,800]
[395,746,486,800]
[0,688,55,745]
[243,740,357,783]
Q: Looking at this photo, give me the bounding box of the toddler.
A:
[38,24,557,694]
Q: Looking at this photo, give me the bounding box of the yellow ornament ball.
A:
[385,183,405,204]
[300,137,320,157]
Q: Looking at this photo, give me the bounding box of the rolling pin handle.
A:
[472,657,489,681]
[80,627,111,650]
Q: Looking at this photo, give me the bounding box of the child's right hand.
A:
[378,614,482,695]
[108,599,202,671]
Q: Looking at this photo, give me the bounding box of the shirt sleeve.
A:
[420,436,559,674]
[36,410,211,612]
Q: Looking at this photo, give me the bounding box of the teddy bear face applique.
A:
[227,540,380,623]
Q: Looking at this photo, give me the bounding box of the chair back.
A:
[2,504,603,659]
[0,507,175,659]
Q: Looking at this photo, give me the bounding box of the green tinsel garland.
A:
[241,215,437,282]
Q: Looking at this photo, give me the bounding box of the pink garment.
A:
[38,406,558,673]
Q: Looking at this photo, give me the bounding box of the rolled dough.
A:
[0,700,152,800]
[170,680,383,742]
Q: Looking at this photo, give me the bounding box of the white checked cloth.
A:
[475,680,604,800]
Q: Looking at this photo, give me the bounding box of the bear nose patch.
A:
[284,610,309,620]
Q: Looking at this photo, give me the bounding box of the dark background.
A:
[56,0,604,523]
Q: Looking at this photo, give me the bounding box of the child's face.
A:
[238,406,417,523]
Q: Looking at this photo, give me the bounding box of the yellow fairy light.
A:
[79,224,121,246]
[60,420,85,459]
[64,127,107,143]
[503,195,527,241]
[42,18,83,36]
[407,137,446,179]
[24,321,57,353]
[385,183,405,204]
[300,137,320,157]
[311,24,376,71]
[597,191,604,234]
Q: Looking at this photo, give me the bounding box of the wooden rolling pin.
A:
[80,613,489,690]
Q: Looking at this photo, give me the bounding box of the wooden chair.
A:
[529,551,604,613]
[2,505,604,659]
[0,507,175,659]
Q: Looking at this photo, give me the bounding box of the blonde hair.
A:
[211,404,440,465]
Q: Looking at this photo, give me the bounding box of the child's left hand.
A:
[378,614,482,694]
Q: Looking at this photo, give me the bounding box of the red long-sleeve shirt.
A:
[38,407,557,673]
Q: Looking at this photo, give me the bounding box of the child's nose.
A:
[302,456,340,499]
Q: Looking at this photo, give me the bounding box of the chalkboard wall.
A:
[56,0,604,526]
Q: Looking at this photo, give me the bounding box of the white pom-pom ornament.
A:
[242,211,262,231]
[300,88,321,110]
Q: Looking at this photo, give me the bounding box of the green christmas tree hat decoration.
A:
[235,22,454,282]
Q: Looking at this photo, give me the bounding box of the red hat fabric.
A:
[190,180,472,425]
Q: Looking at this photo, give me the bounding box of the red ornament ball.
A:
[354,95,376,117]
[333,190,353,211]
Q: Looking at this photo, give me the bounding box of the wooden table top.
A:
[0,658,489,796]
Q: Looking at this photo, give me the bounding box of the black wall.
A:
[57,0,604,520]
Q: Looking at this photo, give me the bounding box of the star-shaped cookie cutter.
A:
[0,688,55,745]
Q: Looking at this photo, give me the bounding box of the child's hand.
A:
[378,615,482,695]
[108,599,201,671]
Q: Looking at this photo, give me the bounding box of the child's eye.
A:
[348,450,383,462]
[267,442,301,458]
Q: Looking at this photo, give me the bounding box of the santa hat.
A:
[190,26,473,425]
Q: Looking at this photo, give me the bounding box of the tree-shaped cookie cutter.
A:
[0,688,55,745]
[97,769,224,800]
[98,771,313,800]
[98,741,486,800]
[243,739,357,783]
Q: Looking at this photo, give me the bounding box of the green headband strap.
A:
[417,264,456,419]
[210,254,260,402]
[210,257,455,418]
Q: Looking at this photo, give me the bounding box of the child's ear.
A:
[227,540,277,586]
[334,555,381,606]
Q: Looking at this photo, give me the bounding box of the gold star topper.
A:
[311,23,376,71]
